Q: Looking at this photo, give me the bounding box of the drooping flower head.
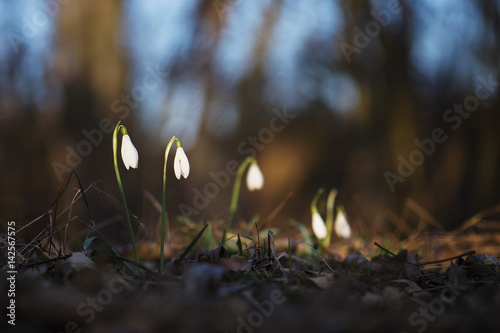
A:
[120,128,139,170]
[246,160,264,191]
[334,206,352,239]
[311,188,328,239]
[312,207,328,239]
[174,140,190,180]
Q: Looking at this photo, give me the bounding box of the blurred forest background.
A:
[1,0,499,249]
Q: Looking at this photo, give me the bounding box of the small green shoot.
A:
[236,233,244,256]
[220,228,227,245]
[204,222,213,252]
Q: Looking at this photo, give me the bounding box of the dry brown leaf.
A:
[382,286,404,308]
[308,273,335,289]
[342,251,372,271]
[183,263,227,297]
[447,262,469,285]
[67,252,96,271]
[362,292,383,306]
[393,279,431,297]
[216,255,252,272]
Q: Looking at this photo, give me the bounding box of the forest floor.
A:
[3,177,500,333]
[2,220,500,333]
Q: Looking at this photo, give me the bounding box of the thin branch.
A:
[420,251,476,266]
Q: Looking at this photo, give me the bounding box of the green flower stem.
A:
[160,136,177,272]
[229,156,255,230]
[311,188,324,214]
[113,121,139,264]
[323,189,338,249]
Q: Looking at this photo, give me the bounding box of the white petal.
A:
[246,163,264,191]
[174,155,181,179]
[174,147,190,179]
[334,210,352,239]
[121,134,139,170]
[312,212,327,239]
[180,149,190,178]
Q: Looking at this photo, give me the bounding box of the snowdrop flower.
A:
[120,134,139,170]
[174,145,190,180]
[334,207,352,239]
[229,157,264,229]
[113,121,140,263]
[246,161,264,191]
[160,137,189,272]
[312,210,328,239]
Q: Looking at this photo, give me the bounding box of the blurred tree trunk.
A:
[50,0,134,244]
[55,0,126,131]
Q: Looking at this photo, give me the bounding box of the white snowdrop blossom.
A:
[246,162,264,191]
[334,209,352,239]
[174,147,190,179]
[121,134,139,170]
[312,212,328,239]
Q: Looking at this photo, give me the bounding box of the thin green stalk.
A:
[311,188,324,213]
[229,156,255,229]
[323,189,338,249]
[113,121,139,264]
[160,136,177,272]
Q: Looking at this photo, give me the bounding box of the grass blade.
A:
[177,223,209,262]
